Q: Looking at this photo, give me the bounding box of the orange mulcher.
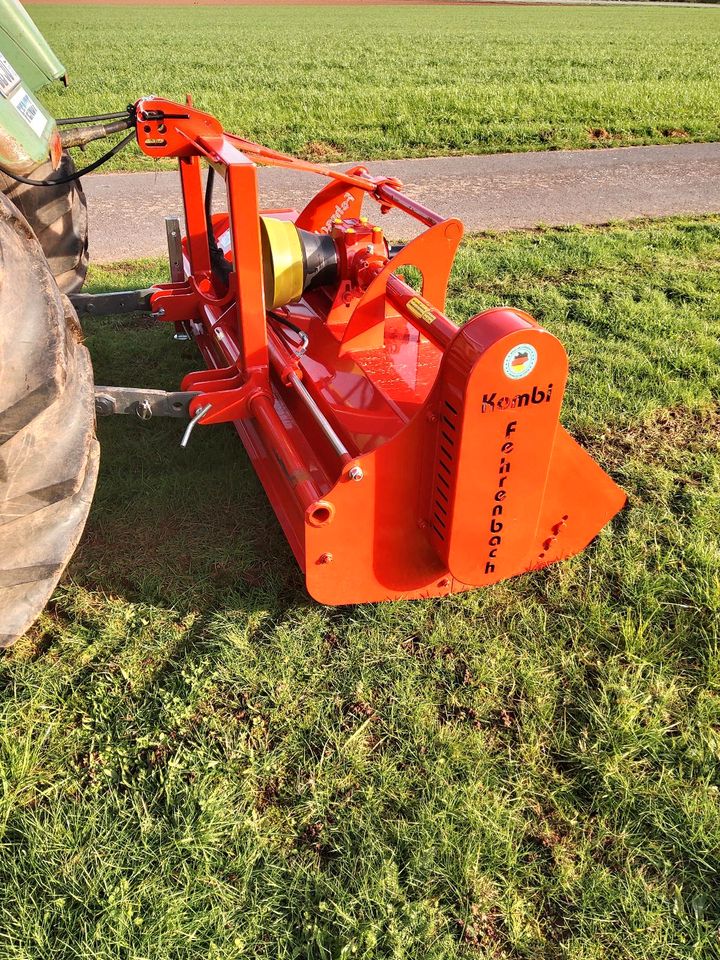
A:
[113,97,627,603]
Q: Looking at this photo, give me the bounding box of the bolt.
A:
[153,308,166,319]
[95,395,115,416]
[348,465,364,482]
[366,244,374,254]
[136,399,153,421]
[318,552,333,564]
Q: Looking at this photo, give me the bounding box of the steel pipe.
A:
[385,274,459,349]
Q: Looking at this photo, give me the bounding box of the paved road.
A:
[85,142,720,262]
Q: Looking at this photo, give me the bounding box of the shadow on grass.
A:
[69,416,306,618]
[68,269,309,621]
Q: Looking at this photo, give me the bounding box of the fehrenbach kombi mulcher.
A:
[0,6,626,644]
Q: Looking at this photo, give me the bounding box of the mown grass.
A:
[26,4,720,170]
[1,216,720,958]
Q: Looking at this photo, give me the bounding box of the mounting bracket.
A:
[94,387,199,420]
[70,288,157,317]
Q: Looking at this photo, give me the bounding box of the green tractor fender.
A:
[0,0,65,174]
[0,0,89,294]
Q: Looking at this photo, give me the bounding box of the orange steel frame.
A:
[136,96,626,604]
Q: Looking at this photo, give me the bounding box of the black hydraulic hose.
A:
[0,129,137,186]
[56,110,132,126]
[205,166,219,251]
[205,166,234,282]
[268,310,309,357]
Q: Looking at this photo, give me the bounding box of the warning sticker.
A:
[10,86,47,138]
[0,54,20,97]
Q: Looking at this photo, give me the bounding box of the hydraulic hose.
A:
[205,166,233,281]
[56,110,132,126]
[268,310,309,357]
[0,129,137,187]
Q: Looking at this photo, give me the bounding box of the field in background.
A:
[27,4,720,169]
[1,217,719,958]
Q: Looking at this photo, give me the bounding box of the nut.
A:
[94,395,115,416]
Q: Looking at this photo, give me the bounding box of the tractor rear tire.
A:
[0,193,99,648]
[0,151,89,294]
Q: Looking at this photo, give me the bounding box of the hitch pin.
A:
[180,403,212,449]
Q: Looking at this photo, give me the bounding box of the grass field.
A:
[26,4,720,169]
[1,216,719,957]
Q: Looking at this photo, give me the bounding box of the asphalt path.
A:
[84,142,720,262]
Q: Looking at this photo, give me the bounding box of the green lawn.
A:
[1,216,719,958]
[26,4,720,169]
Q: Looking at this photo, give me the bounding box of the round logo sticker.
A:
[503,343,537,380]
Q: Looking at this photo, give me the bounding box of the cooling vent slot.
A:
[430,399,458,541]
